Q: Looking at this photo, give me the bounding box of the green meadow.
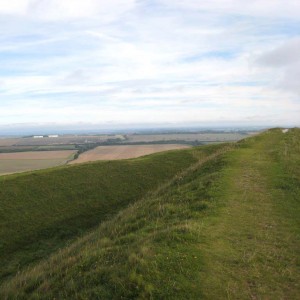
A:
[0,128,299,299]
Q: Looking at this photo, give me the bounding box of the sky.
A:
[0,0,300,130]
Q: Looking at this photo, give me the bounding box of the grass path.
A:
[200,130,300,299]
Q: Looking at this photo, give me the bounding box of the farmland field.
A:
[0,138,20,147]
[0,134,125,147]
[10,135,124,146]
[70,144,190,164]
[125,132,249,143]
[0,150,76,175]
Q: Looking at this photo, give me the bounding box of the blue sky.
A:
[0,0,299,128]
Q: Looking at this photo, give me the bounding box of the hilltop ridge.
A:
[0,128,299,299]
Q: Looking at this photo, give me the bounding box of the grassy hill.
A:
[0,144,224,283]
[0,128,299,299]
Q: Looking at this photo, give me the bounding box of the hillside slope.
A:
[1,128,299,299]
[0,146,221,283]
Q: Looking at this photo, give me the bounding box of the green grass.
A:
[0,144,231,299]
[0,145,222,283]
[198,128,300,299]
[0,129,299,299]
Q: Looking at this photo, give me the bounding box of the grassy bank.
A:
[1,129,299,299]
[0,146,219,283]
[0,144,232,299]
[0,145,231,281]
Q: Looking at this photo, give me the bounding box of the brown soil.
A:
[0,139,20,147]
[69,144,190,164]
[0,150,76,160]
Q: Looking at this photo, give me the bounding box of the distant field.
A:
[0,138,19,147]
[0,150,76,175]
[0,135,124,147]
[0,132,252,148]
[125,132,249,143]
[12,135,124,146]
[70,144,190,164]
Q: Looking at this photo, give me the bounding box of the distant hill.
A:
[0,128,299,299]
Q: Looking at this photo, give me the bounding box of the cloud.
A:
[160,0,300,19]
[0,0,299,127]
[0,0,136,21]
[0,0,28,15]
[256,38,300,67]
[255,38,300,96]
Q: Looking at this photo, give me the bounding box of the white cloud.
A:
[0,0,29,14]
[0,0,299,127]
[0,0,136,21]
[161,0,300,19]
[255,38,300,96]
[256,38,300,67]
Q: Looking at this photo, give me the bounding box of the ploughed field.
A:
[0,150,76,175]
[69,144,190,164]
[125,132,248,143]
